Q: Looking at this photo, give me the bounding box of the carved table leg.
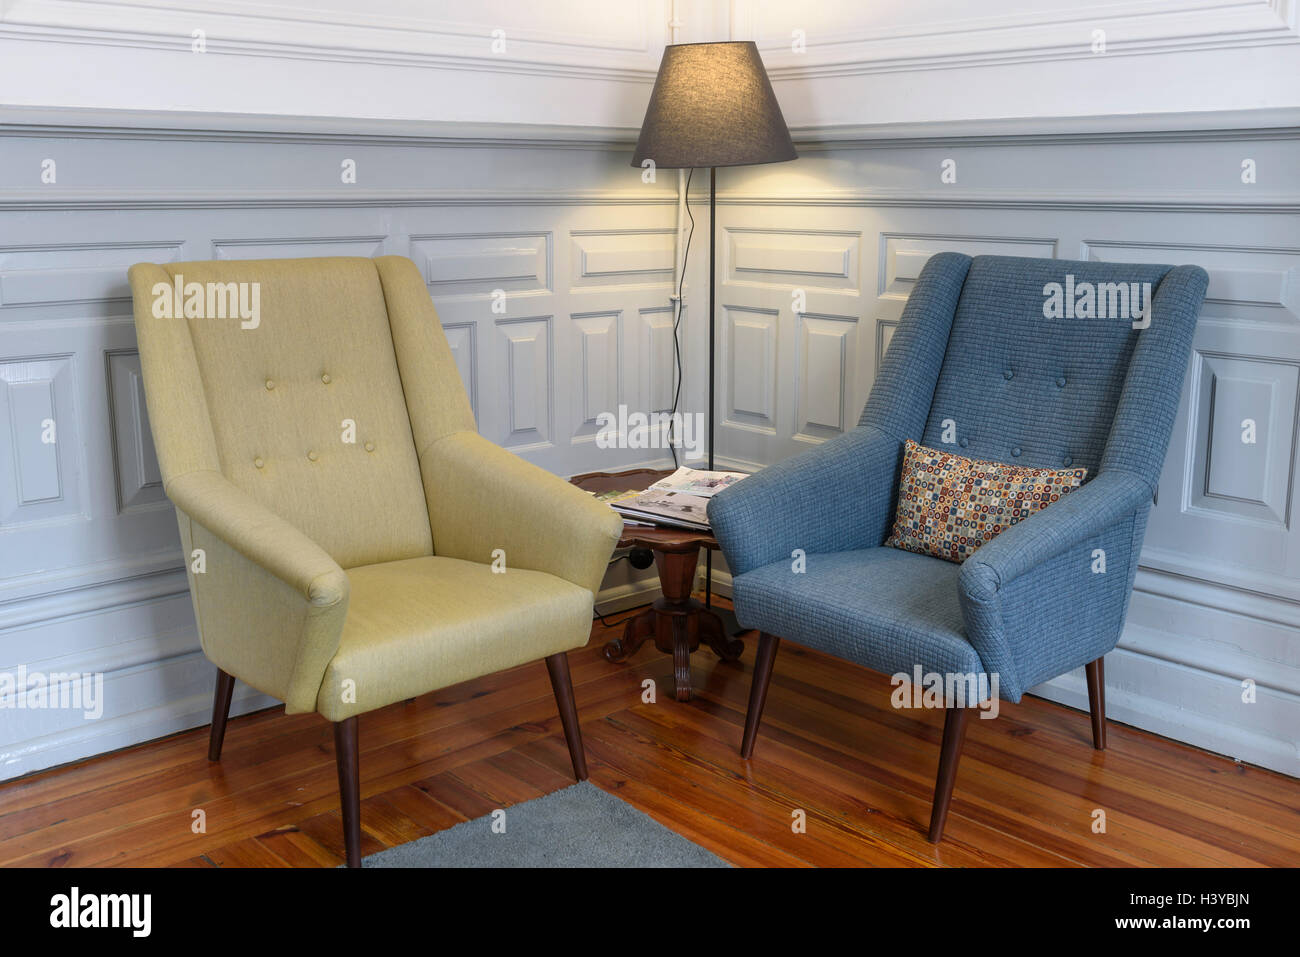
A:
[604,540,744,702]
[651,545,704,701]
[699,606,744,662]
[671,613,693,702]
[604,606,655,662]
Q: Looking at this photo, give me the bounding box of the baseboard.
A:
[0,647,277,781]
[1032,650,1300,779]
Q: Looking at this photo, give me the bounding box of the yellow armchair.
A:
[128,255,622,866]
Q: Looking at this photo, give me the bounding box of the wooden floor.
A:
[1,598,1296,867]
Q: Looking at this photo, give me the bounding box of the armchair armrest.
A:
[166,469,350,714]
[956,469,1153,700]
[707,425,904,578]
[422,431,623,596]
[957,469,1152,601]
[168,470,349,606]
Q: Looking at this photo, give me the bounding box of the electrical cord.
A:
[665,167,695,468]
[592,604,653,630]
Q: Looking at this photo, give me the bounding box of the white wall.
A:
[4,1,1297,128]
[747,0,1300,127]
[0,1,1297,780]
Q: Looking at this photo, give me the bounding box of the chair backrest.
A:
[129,256,475,569]
[868,253,1207,486]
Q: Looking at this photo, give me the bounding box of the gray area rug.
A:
[362,781,730,868]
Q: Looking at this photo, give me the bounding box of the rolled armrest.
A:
[423,431,623,596]
[707,425,904,578]
[167,470,348,606]
[166,469,349,713]
[956,469,1152,700]
[957,469,1152,602]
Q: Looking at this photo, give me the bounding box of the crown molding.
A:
[1,184,1293,214]
[2,105,1296,152]
[790,108,1300,149]
[745,0,1300,80]
[0,105,644,149]
[705,186,1300,214]
[0,186,681,211]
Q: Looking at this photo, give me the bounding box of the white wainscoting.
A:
[1,110,1298,783]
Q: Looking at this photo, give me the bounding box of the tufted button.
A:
[307,450,319,462]
[1003,370,1014,380]
[264,379,275,391]
[1011,447,1022,457]
[321,373,332,384]
[253,457,264,469]
[1063,455,1073,466]
[1056,376,1067,388]
[959,437,970,448]
[364,441,375,452]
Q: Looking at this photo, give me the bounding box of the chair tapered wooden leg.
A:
[1085,657,1107,751]
[740,633,780,759]
[334,717,361,868]
[928,705,971,843]
[545,652,588,781]
[207,669,236,762]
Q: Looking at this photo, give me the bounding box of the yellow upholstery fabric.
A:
[374,255,478,454]
[426,431,624,597]
[128,255,621,719]
[316,556,594,721]
[167,469,349,712]
[133,258,432,570]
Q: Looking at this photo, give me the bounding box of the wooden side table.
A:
[570,468,744,701]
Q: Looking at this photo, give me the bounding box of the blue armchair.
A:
[707,253,1208,842]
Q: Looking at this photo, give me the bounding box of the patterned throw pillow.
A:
[885,439,1087,563]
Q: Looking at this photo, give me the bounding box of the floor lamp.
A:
[631,40,797,605]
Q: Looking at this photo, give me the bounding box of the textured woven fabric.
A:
[317,556,594,721]
[425,430,624,597]
[712,253,1207,701]
[886,438,1087,563]
[707,425,904,578]
[860,251,972,441]
[135,258,433,570]
[732,548,984,680]
[129,256,622,715]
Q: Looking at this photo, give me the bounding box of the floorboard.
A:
[0,598,1295,868]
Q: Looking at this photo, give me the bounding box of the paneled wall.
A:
[1,0,1298,782]
[4,117,1297,782]
[0,125,686,779]
[711,129,1300,777]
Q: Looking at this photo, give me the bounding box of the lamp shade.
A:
[631,41,797,170]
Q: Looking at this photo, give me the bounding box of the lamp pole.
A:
[706,166,716,606]
[708,165,716,473]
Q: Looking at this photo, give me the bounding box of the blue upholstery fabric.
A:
[732,548,983,680]
[709,253,1208,702]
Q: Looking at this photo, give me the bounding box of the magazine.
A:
[646,466,748,498]
[589,488,654,527]
[608,468,749,531]
[612,489,713,531]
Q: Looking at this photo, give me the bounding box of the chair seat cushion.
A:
[317,556,594,720]
[731,546,986,681]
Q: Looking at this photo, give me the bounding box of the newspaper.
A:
[645,467,748,498]
[609,468,749,531]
